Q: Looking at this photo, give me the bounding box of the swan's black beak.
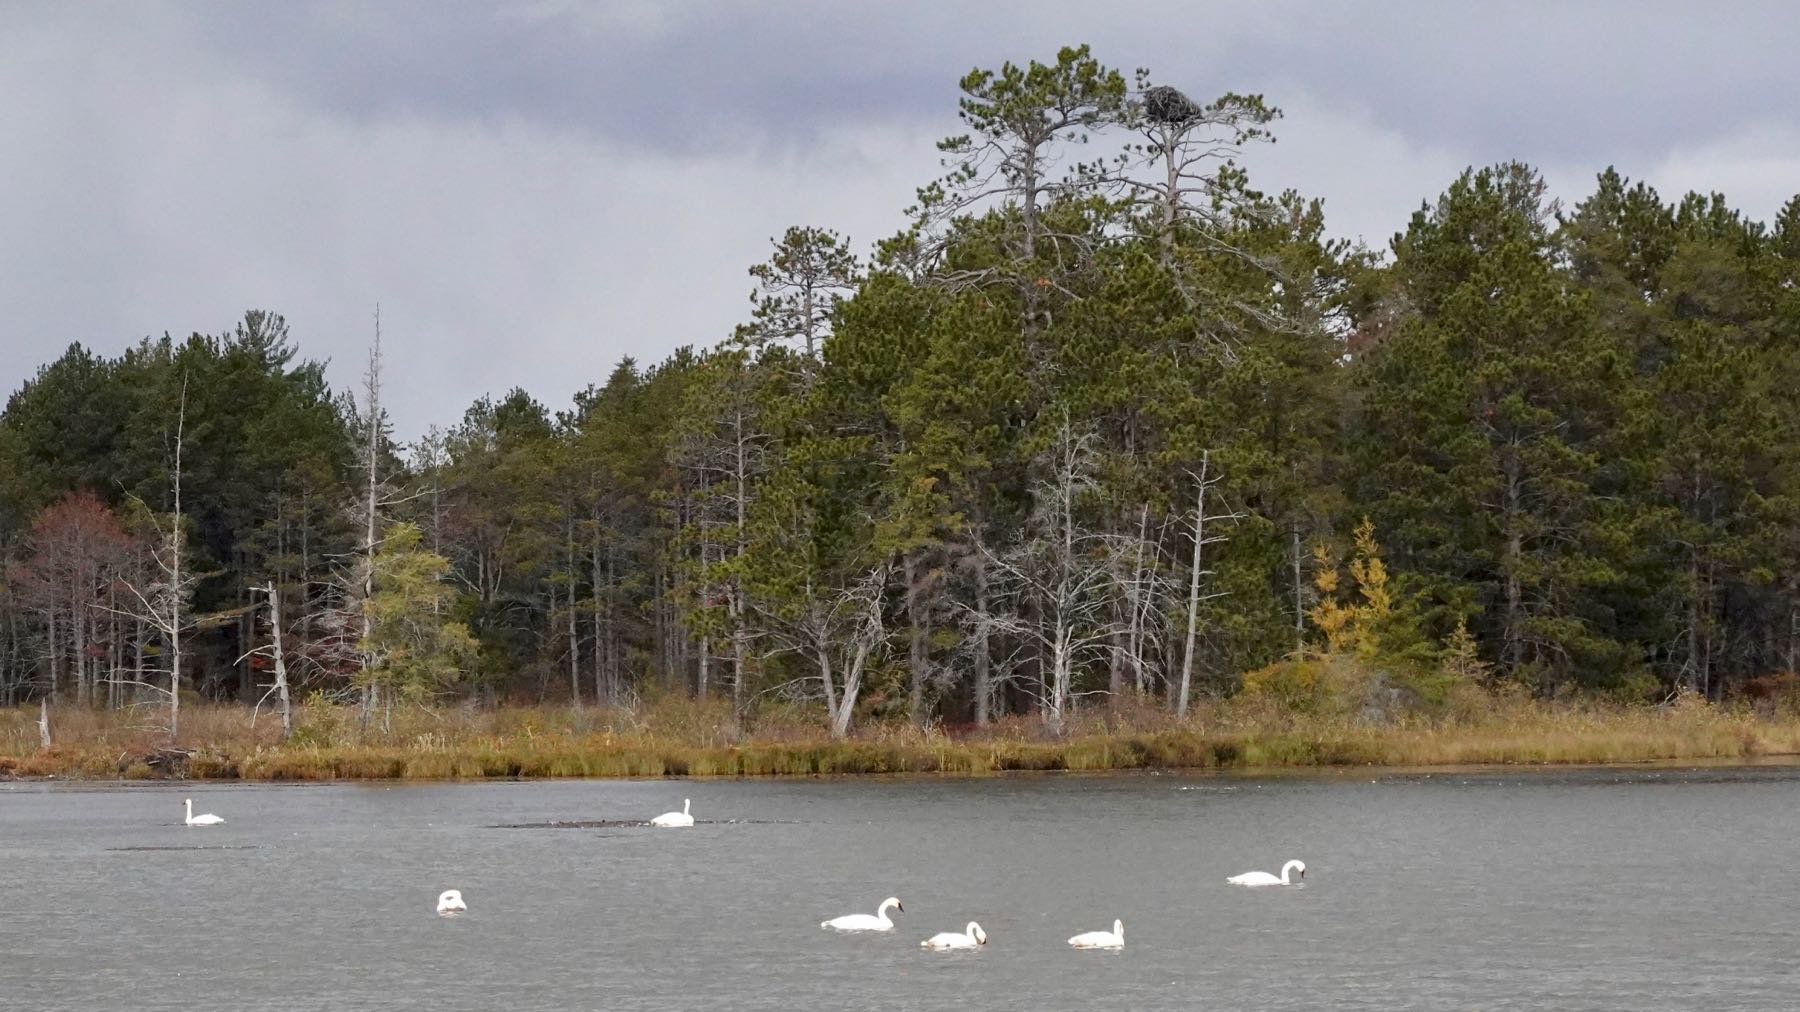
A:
[897,902,904,913]
[1299,870,1306,880]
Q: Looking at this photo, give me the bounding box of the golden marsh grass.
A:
[3,692,1797,781]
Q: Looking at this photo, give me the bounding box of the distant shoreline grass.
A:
[6,694,1800,781]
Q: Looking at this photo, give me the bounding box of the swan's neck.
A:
[1281,861,1300,884]
[682,799,690,815]
[877,899,896,926]
[184,799,192,821]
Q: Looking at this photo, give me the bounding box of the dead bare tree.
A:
[1175,451,1242,717]
[1111,503,1177,698]
[756,562,892,738]
[244,581,293,738]
[114,377,199,738]
[333,308,424,726]
[355,312,384,722]
[968,423,1120,732]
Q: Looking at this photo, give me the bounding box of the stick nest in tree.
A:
[1144,85,1202,125]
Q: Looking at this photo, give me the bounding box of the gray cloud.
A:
[69,1,1798,164]
[3,1,1796,440]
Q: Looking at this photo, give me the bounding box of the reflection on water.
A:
[3,765,1799,1011]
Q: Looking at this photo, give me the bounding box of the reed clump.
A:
[3,690,1799,781]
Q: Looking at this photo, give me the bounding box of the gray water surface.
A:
[4,766,1800,1010]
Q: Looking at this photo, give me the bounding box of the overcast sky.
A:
[4,1,1796,440]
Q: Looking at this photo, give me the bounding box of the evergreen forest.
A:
[6,45,1800,743]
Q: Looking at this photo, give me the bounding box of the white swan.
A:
[437,889,467,916]
[649,798,694,828]
[822,897,903,931]
[921,921,987,950]
[183,798,224,826]
[1068,919,1124,949]
[1228,859,1306,886]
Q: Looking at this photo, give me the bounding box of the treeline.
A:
[3,45,1798,735]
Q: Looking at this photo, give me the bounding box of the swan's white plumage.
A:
[1068,919,1124,949]
[822,896,903,931]
[650,798,694,828]
[183,798,224,826]
[922,921,987,950]
[1227,858,1306,886]
[437,889,467,915]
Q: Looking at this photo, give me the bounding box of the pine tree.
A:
[1352,164,1630,693]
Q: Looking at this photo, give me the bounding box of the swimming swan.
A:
[183,798,224,826]
[437,889,467,915]
[650,798,694,828]
[822,897,903,931]
[922,922,987,950]
[1068,919,1124,949]
[1227,859,1306,886]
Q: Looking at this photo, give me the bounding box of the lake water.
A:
[4,765,1800,1010]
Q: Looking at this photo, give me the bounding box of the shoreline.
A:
[9,752,1800,787]
[8,700,1800,782]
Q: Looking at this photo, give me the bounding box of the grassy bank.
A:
[5,694,1800,780]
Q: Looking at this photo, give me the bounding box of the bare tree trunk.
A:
[45,607,60,704]
[255,581,294,739]
[601,507,615,705]
[1177,453,1208,718]
[832,641,870,739]
[610,547,623,700]
[731,587,747,719]
[1047,613,1070,731]
[697,633,709,701]
[973,552,992,725]
[906,552,931,725]
[133,609,145,704]
[1127,503,1151,694]
[567,520,582,710]
[732,408,749,719]
[674,594,688,689]
[1050,445,1078,729]
[1501,442,1526,682]
[169,378,186,740]
[38,698,50,748]
[692,475,709,701]
[234,599,251,702]
[359,310,384,727]
[1108,627,1127,701]
[815,632,838,730]
[107,595,121,710]
[1159,140,1179,265]
[72,581,87,708]
[3,602,19,706]
[1686,552,1703,695]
